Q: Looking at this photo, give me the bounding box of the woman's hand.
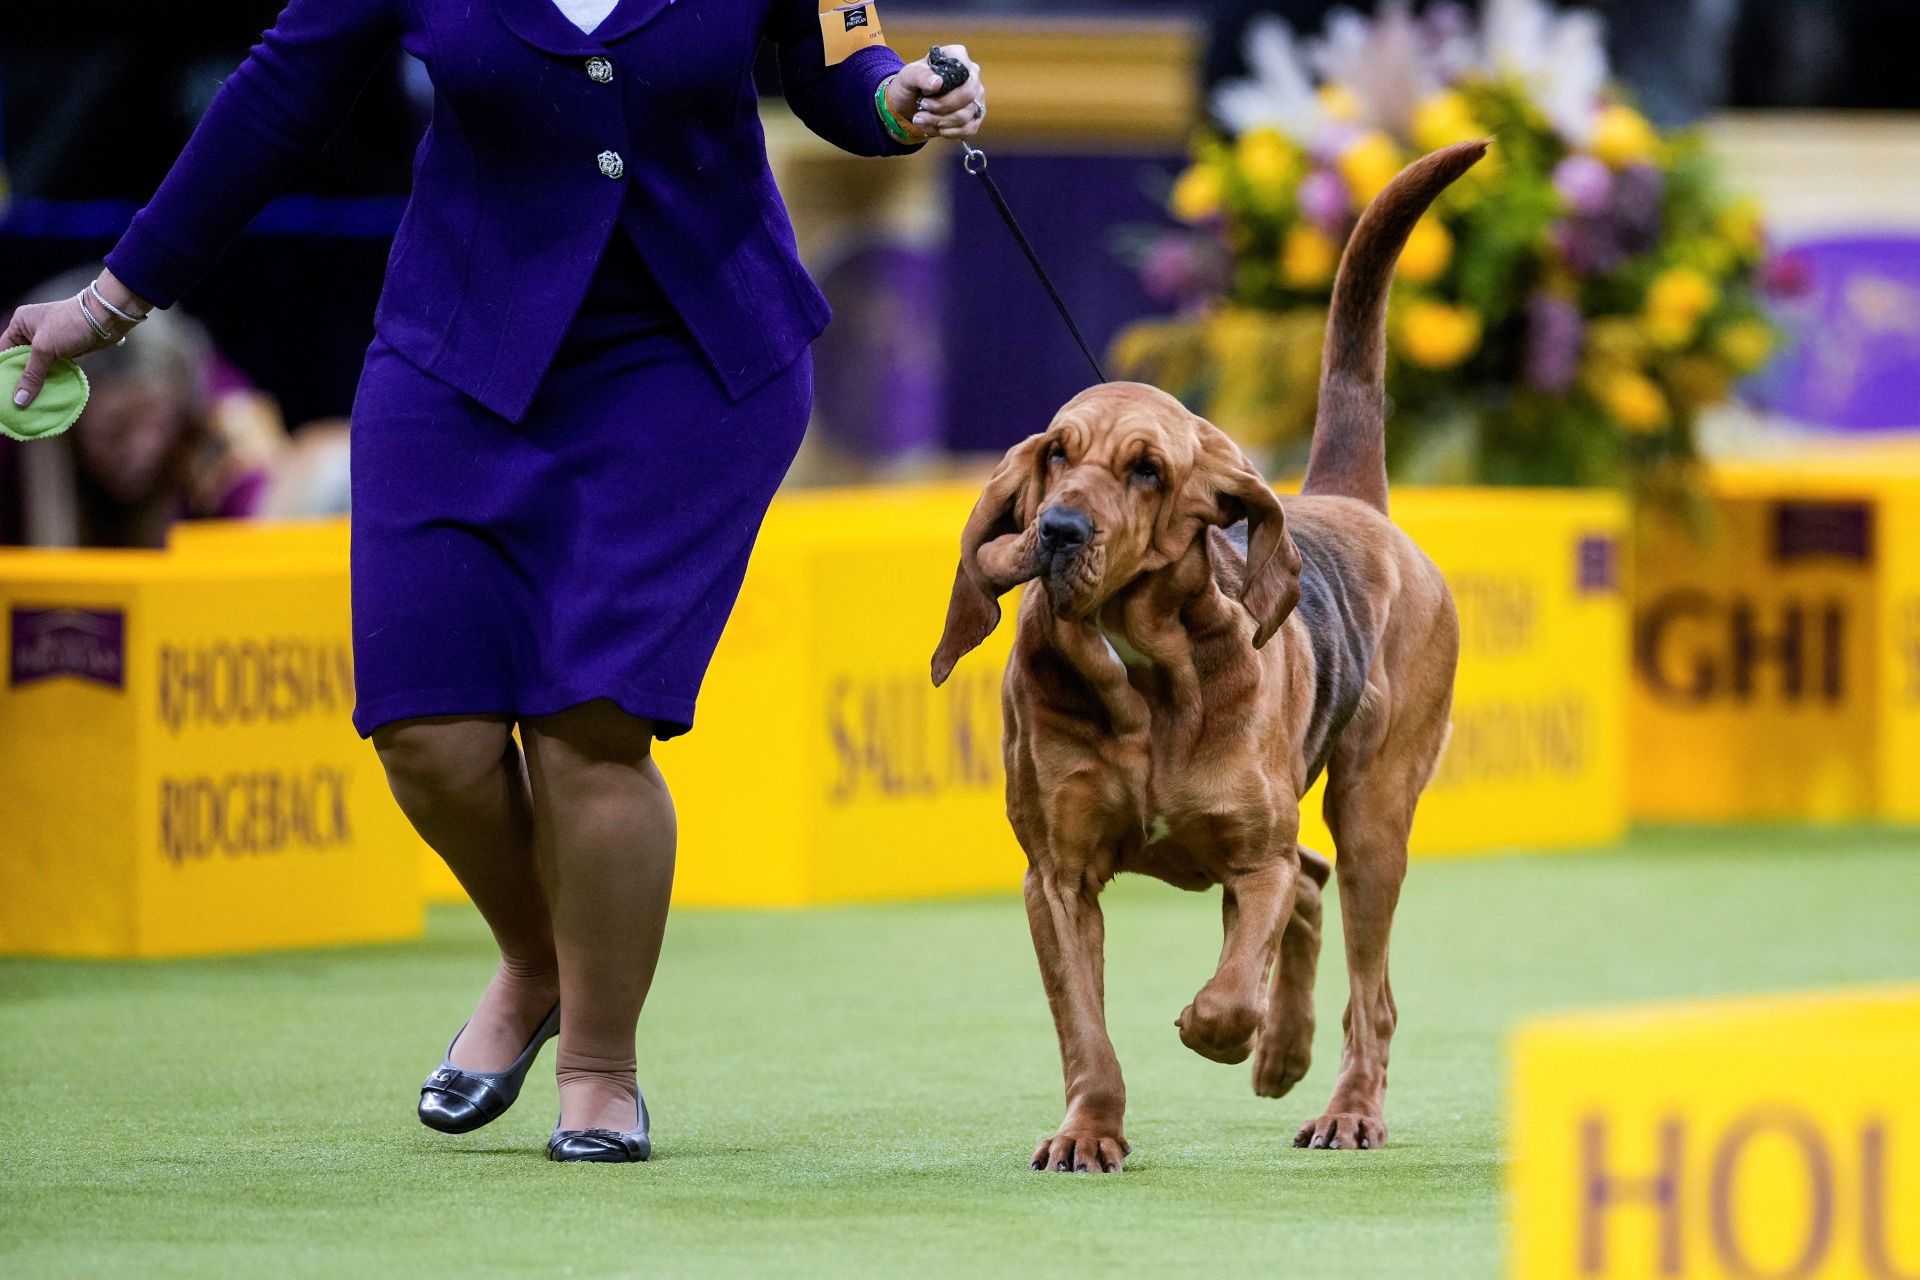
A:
[888,45,986,141]
[3,271,151,407]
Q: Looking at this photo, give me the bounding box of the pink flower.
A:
[1552,154,1613,217]
[1608,163,1665,254]
[1523,292,1585,393]
[1553,218,1625,277]
[1762,250,1814,298]
[1297,169,1352,238]
[1308,122,1365,167]
[1141,234,1228,311]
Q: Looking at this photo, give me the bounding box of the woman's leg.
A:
[373,715,559,1069]
[520,699,676,1133]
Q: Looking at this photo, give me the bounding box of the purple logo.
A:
[8,607,127,690]
[1577,535,1619,594]
[1774,501,1873,564]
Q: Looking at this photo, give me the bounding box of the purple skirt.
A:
[348,234,812,739]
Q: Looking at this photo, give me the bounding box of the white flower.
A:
[1211,0,1614,147]
[1210,16,1326,137]
[1308,3,1440,137]
[1480,0,1609,143]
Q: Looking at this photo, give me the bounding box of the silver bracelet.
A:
[75,291,122,346]
[88,281,147,327]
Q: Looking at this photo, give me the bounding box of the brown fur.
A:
[930,141,1485,1170]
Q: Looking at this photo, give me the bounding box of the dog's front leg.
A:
[1023,867,1128,1173]
[1176,857,1297,1065]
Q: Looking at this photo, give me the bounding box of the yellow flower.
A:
[1716,319,1776,373]
[1280,224,1340,288]
[1693,238,1737,276]
[1644,267,1718,348]
[1236,128,1297,204]
[1666,355,1732,410]
[1400,301,1483,369]
[1717,198,1766,257]
[1412,91,1483,151]
[1397,217,1453,285]
[1318,83,1362,123]
[1591,103,1659,167]
[1645,312,1700,350]
[1597,371,1669,433]
[1588,316,1652,365]
[1171,162,1225,223]
[1339,132,1403,207]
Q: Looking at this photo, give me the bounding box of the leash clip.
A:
[962,142,988,176]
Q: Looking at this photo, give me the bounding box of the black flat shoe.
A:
[418,1003,561,1135]
[547,1092,651,1163]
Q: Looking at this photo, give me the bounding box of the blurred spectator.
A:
[0,5,419,427]
[0,270,343,547]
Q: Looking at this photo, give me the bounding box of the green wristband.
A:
[875,76,925,146]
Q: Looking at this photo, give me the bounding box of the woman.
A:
[4,0,985,1163]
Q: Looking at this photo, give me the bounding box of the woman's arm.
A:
[768,7,984,157]
[7,0,399,407]
[104,0,403,310]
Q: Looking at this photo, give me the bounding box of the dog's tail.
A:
[1300,140,1489,515]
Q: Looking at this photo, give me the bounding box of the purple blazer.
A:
[105,0,920,421]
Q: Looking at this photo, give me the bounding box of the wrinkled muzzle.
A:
[1034,505,1101,616]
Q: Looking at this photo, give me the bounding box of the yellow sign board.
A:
[6,482,1628,940]
[0,548,422,956]
[1631,464,1920,822]
[165,518,463,901]
[1510,986,1920,1279]
[665,484,1629,907]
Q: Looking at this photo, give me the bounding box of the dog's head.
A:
[931,382,1301,685]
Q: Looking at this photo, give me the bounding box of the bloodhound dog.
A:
[930,141,1486,1171]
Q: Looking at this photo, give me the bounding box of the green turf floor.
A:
[3,825,1918,1278]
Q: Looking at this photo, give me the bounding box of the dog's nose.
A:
[1037,506,1093,555]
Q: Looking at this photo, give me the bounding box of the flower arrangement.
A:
[1113,0,1785,493]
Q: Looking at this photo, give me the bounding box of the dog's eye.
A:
[1047,445,1068,469]
[1130,458,1162,488]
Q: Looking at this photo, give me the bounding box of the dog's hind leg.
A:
[1295,675,1452,1151]
[1252,846,1328,1099]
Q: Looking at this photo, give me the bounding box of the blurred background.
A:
[4,0,1919,541]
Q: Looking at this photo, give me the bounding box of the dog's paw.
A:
[1031,1125,1129,1174]
[1175,992,1261,1065]
[1292,1111,1386,1151]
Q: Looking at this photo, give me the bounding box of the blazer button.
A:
[598,150,625,180]
[586,56,614,84]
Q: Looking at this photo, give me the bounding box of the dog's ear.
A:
[1195,426,1302,650]
[932,435,1047,686]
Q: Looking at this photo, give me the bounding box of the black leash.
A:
[925,47,1108,384]
[959,144,1109,384]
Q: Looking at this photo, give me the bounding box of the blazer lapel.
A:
[496,0,677,56]
[593,0,678,44]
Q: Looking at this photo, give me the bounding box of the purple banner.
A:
[8,607,127,690]
[1755,236,1920,432]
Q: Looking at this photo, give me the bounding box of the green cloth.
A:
[0,346,90,442]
